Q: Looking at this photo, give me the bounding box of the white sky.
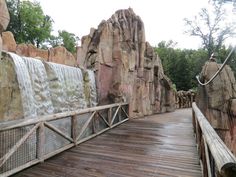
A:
[38,0,211,49]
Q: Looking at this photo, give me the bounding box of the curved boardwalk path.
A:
[14,109,202,177]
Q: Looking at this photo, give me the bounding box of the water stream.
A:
[9,53,97,119]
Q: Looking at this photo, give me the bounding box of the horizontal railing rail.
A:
[0,102,129,177]
[192,102,236,177]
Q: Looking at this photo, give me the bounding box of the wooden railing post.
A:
[71,115,77,145]
[37,122,45,163]
[108,108,112,127]
[192,102,236,177]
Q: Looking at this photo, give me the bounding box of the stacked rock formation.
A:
[2,31,77,66]
[196,59,236,155]
[77,8,175,117]
[0,0,9,58]
[176,90,196,109]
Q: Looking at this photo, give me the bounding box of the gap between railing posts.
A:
[0,102,129,177]
[192,102,236,177]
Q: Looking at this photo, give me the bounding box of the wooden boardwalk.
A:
[14,109,202,177]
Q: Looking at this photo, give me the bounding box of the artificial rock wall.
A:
[196,60,236,155]
[0,0,9,58]
[77,8,175,117]
[2,31,77,67]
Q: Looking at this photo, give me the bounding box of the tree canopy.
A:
[6,0,79,53]
[6,0,53,47]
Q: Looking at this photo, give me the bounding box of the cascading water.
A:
[7,53,96,119]
[22,57,54,115]
[45,62,87,112]
[9,53,37,118]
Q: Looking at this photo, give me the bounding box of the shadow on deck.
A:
[14,109,202,177]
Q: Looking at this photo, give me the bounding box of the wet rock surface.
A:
[77,8,175,117]
[197,60,236,155]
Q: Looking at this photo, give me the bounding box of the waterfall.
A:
[9,53,37,118]
[45,62,87,112]
[8,53,92,119]
[22,57,54,115]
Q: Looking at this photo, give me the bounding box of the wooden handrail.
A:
[0,102,128,131]
[192,102,236,177]
[0,103,129,177]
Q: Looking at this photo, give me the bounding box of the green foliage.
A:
[47,30,79,54]
[155,41,236,91]
[6,0,53,47]
[58,30,79,53]
[155,41,208,91]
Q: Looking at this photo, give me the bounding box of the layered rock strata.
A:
[77,8,175,117]
[197,60,236,155]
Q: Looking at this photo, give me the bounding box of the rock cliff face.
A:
[0,0,10,57]
[77,8,175,117]
[197,60,236,155]
[2,31,77,66]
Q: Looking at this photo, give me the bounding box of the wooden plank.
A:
[97,111,109,127]
[0,159,39,177]
[14,109,202,177]
[110,105,121,126]
[0,103,128,131]
[37,122,45,162]
[0,123,40,168]
[44,122,73,143]
[203,135,212,177]
[76,111,96,142]
[71,115,78,145]
[192,102,236,176]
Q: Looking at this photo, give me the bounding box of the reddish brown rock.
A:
[2,31,17,52]
[77,8,175,117]
[16,43,48,60]
[196,59,236,155]
[0,0,9,33]
[0,0,9,58]
[49,46,76,66]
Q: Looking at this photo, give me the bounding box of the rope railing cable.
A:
[196,46,236,86]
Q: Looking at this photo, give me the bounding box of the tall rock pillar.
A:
[0,0,10,57]
[77,8,176,117]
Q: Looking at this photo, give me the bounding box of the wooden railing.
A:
[0,103,129,177]
[192,102,236,177]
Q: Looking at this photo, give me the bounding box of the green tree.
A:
[155,41,209,91]
[58,30,79,53]
[6,0,53,47]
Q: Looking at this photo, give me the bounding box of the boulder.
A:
[49,46,76,66]
[16,43,49,60]
[77,8,175,117]
[196,59,236,155]
[0,0,9,33]
[2,31,17,52]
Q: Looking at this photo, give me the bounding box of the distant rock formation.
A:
[77,8,175,117]
[2,31,77,66]
[196,59,236,155]
[176,90,196,109]
[0,0,10,57]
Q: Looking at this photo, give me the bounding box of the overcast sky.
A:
[38,0,210,49]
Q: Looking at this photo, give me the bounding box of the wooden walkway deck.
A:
[14,109,202,177]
